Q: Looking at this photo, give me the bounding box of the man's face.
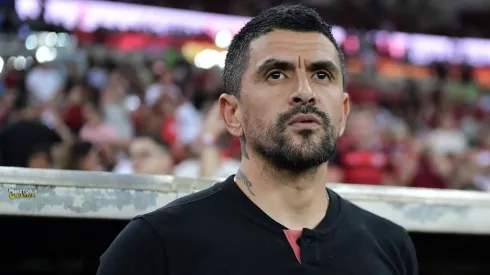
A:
[28,152,50,169]
[223,30,349,172]
[129,138,173,175]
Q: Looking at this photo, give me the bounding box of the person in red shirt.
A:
[63,83,88,134]
[330,109,393,185]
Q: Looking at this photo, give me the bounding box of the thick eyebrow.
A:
[256,59,340,78]
[306,60,340,77]
[255,58,295,75]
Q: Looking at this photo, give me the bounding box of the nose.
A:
[289,75,316,106]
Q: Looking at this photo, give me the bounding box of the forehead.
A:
[130,138,156,150]
[247,30,340,68]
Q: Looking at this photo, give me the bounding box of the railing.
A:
[1,167,490,234]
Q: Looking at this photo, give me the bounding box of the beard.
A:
[244,105,338,173]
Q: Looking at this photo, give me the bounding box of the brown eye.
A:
[268,71,286,80]
[313,71,329,80]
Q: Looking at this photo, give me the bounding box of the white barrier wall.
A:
[1,167,490,234]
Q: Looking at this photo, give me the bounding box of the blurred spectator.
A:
[61,141,102,171]
[103,72,134,141]
[145,63,181,107]
[0,119,62,167]
[0,5,489,194]
[80,92,119,148]
[408,144,448,189]
[125,135,173,175]
[174,101,240,178]
[331,109,394,185]
[444,65,480,104]
[427,112,468,157]
[25,62,64,107]
[86,58,109,89]
[174,92,201,147]
[27,144,53,169]
[63,83,88,134]
[471,130,490,190]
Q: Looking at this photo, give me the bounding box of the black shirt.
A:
[97,175,418,275]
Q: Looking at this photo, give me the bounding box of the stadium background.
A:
[0,0,490,274]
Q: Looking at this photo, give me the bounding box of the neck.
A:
[235,154,329,230]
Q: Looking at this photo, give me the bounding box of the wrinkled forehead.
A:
[247,30,340,71]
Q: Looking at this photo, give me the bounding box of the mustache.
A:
[277,105,331,128]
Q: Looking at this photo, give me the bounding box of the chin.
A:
[290,131,323,142]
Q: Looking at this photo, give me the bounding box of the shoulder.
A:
[140,178,229,232]
[333,189,408,235]
[339,191,414,247]
[98,217,166,275]
[158,181,223,209]
[334,190,418,274]
[98,179,231,274]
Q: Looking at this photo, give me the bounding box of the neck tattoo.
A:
[235,170,255,196]
[234,171,330,201]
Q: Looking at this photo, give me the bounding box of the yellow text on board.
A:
[8,188,37,199]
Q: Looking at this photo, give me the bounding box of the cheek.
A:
[243,93,279,122]
[317,93,344,131]
[243,106,270,133]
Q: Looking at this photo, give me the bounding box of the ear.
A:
[338,93,350,136]
[219,94,244,137]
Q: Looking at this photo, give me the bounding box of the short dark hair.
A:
[223,4,346,98]
[28,143,53,163]
[61,141,94,170]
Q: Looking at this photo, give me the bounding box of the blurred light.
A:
[365,30,376,44]
[125,95,140,111]
[7,56,16,68]
[375,31,389,53]
[70,36,79,49]
[26,56,34,67]
[476,151,490,167]
[194,49,219,69]
[214,30,232,48]
[48,47,58,61]
[182,42,215,62]
[0,57,4,74]
[57,33,70,47]
[45,32,58,47]
[36,46,57,63]
[13,56,27,70]
[388,37,407,59]
[18,23,31,38]
[217,51,227,69]
[38,32,47,46]
[25,34,38,50]
[343,35,360,55]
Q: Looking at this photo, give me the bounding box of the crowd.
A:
[0,50,488,191]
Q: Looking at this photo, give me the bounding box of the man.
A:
[27,143,53,169]
[129,135,174,175]
[97,4,418,275]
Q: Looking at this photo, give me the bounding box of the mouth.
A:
[289,114,321,125]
